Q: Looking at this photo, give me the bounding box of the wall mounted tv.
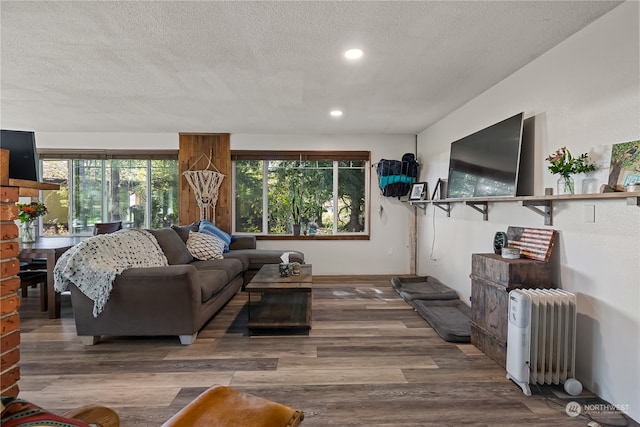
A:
[446,112,528,199]
[0,129,39,181]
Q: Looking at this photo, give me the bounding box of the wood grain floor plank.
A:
[38,372,234,389]
[310,320,408,329]
[18,387,182,409]
[277,355,438,370]
[230,368,408,386]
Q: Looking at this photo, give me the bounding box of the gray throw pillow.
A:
[170,222,200,244]
[149,228,194,265]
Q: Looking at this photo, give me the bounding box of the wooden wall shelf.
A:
[409,192,640,225]
[8,179,60,196]
[1,150,60,195]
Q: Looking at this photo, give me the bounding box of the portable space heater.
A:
[506,288,577,396]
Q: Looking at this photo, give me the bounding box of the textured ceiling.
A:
[0,1,622,134]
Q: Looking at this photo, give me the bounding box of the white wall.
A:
[35,133,178,150]
[417,1,639,421]
[36,132,417,276]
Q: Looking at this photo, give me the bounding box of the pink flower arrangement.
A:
[545,147,596,178]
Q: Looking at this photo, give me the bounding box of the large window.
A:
[40,151,178,236]
[233,151,370,238]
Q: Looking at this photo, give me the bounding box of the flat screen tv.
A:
[0,129,39,181]
[446,112,526,198]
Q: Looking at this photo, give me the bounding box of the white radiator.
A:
[506,288,577,396]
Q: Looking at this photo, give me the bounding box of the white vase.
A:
[21,222,37,243]
[557,176,575,195]
[581,176,598,194]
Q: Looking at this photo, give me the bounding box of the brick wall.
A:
[1,148,21,397]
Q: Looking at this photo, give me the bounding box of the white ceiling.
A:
[0,1,622,135]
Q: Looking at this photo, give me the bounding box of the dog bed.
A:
[412,299,471,343]
[391,276,459,302]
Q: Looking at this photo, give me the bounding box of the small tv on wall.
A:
[446,112,527,199]
[0,129,39,181]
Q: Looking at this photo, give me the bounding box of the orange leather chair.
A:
[161,386,304,427]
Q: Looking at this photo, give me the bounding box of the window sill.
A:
[255,234,369,241]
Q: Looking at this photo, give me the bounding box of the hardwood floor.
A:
[17,276,635,426]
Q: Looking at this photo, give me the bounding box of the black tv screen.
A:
[0,129,39,181]
[446,113,525,198]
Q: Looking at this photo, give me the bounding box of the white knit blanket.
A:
[54,229,168,317]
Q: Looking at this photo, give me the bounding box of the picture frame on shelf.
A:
[431,178,448,200]
[608,140,640,191]
[409,182,428,200]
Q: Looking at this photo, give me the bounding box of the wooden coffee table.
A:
[246,264,312,331]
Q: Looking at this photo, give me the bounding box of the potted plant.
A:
[545,147,596,195]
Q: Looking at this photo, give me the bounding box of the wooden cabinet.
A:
[469,253,553,368]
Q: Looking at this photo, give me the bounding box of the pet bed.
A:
[391,276,470,343]
[412,299,471,343]
[391,276,459,302]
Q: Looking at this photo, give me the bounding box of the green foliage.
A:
[236,159,366,235]
[17,201,47,224]
[545,147,596,177]
[150,160,179,228]
[337,167,365,232]
[235,160,264,232]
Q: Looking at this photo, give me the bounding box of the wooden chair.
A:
[18,262,48,312]
[93,221,122,235]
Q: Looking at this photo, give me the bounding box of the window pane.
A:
[151,160,179,228]
[106,160,147,229]
[233,153,369,236]
[235,160,264,233]
[40,157,178,235]
[338,164,366,232]
[73,160,103,234]
[304,163,333,235]
[42,160,69,235]
[267,161,301,234]
[266,160,334,235]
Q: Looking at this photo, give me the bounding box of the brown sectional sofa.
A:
[69,224,304,345]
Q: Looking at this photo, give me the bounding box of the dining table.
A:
[19,236,86,319]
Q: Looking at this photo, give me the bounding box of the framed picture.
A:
[608,140,640,191]
[409,182,428,200]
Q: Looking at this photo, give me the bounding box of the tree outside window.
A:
[233,152,368,236]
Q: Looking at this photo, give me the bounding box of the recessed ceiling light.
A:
[330,110,343,117]
[344,49,363,59]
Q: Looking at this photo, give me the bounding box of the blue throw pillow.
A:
[198,220,232,252]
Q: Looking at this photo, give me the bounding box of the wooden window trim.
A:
[255,235,369,241]
[231,150,370,162]
[39,149,178,160]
